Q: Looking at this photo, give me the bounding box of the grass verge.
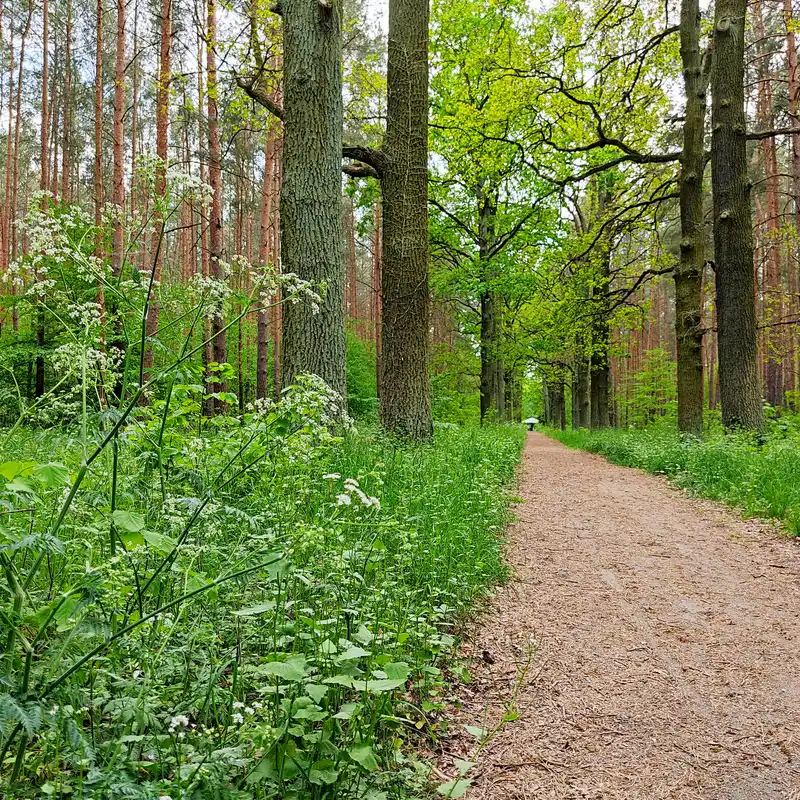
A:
[0,398,524,799]
[545,425,800,536]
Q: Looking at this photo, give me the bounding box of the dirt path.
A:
[442,432,800,800]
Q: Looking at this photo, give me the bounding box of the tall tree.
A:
[674,0,709,436]
[711,0,765,429]
[378,0,432,438]
[207,0,228,409]
[279,0,346,398]
[144,0,172,378]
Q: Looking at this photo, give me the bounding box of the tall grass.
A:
[547,424,800,535]
[0,406,524,799]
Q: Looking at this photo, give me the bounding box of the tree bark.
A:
[674,0,708,436]
[279,0,346,399]
[379,0,433,438]
[144,0,172,380]
[711,0,765,430]
[478,186,505,423]
[572,347,590,429]
[112,0,125,281]
[257,133,275,400]
[753,0,784,408]
[60,0,72,202]
[207,0,227,410]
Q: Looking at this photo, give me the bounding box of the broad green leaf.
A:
[33,463,70,488]
[305,683,328,703]
[348,743,379,772]
[354,624,374,644]
[455,758,476,776]
[119,531,145,549]
[0,461,36,480]
[336,645,370,662]
[111,510,146,533]
[384,662,410,680]
[464,725,486,741]
[260,656,307,682]
[142,530,177,554]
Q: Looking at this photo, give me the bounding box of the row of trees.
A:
[1,0,799,436]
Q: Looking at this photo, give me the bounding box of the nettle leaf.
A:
[111,510,146,533]
[348,743,379,772]
[333,702,360,720]
[33,463,70,488]
[436,778,472,798]
[308,760,339,786]
[455,758,476,776]
[260,655,308,682]
[232,601,276,617]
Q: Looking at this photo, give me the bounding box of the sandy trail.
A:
[442,432,800,800]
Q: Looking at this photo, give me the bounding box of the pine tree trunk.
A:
[144,0,172,379]
[711,0,765,430]
[279,0,346,398]
[207,0,227,411]
[4,31,13,272]
[372,196,382,398]
[674,0,708,437]
[61,0,72,202]
[112,0,125,280]
[256,134,274,400]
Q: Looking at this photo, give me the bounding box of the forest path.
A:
[442,432,800,800]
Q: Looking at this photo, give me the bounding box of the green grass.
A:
[0,391,524,799]
[546,424,800,536]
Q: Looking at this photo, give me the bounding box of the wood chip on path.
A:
[441,432,800,800]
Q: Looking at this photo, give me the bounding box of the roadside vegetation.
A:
[547,422,800,537]
[0,392,523,798]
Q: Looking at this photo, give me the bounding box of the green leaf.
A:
[436,778,472,798]
[455,758,476,776]
[0,461,36,480]
[260,655,308,682]
[141,530,177,554]
[232,601,276,617]
[305,683,328,703]
[333,702,360,720]
[336,645,370,662]
[308,761,339,786]
[119,531,145,549]
[348,743,379,772]
[354,624,374,644]
[111,510,146,532]
[384,662,410,680]
[464,725,486,741]
[33,463,70,488]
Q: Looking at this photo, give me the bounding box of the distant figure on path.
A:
[524,417,539,431]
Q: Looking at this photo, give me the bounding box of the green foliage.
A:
[0,391,523,797]
[547,422,800,536]
[345,329,377,419]
[619,348,677,428]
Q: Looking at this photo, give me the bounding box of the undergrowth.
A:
[0,385,524,799]
[546,423,800,536]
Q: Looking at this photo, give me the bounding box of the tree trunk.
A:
[256,133,274,400]
[207,0,227,411]
[379,0,432,439]
[711,0,765,430]
[112,0,125,280]
[573,348,590,428]
[674,0,708,437]
[478,186,505,423]
[279,0,346,398]
[144,0,172,379]
[4,31,13,272]
[753,0,784,408]
[372,195,382,397]
[345,193,357,319]
[60,0,72,202]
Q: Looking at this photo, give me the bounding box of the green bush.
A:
[547,423,800,536]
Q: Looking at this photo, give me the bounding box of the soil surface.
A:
[440,432,800,799]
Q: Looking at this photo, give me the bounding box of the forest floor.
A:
[440,432,800,800]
